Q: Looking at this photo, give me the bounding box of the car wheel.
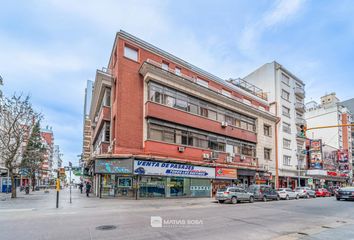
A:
[263,196,267,202]
[296,195,299,200]
[249,196,254,203]
[231,196,237,204]
[336,198,340,201]
[286,195,289,200]
[218,200,225,204]
[276,195,280,201]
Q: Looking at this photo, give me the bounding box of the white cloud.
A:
[239,0,306,55]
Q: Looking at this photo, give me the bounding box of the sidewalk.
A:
[0,187,216,211]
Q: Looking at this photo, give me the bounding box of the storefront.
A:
[237,169,256,186]
[212,167,237,196]
[134,160,214,198]
[95,158,135,198]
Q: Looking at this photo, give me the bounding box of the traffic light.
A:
[300,124,307,138]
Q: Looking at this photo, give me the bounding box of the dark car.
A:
[336,187,354,201]
[248,184,280,202]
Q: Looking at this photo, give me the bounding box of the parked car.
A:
[248,184,280,202]
[295,187,316,198]
[277,188,299,200]
[336,187,354,201]
[315,188,331,197]
[216,187,254,204]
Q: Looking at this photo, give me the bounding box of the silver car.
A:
[216,187,254,204]
[295,187,316,198]
[277,188,299,200]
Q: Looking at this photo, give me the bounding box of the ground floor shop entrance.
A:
[99,174,135,198]
[138,176,211,198]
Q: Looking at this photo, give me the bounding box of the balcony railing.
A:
[294,87,305,97]
[295,116,306,126]
[228,78,268,101]
[295,102,305,112]
[145,59,269,110]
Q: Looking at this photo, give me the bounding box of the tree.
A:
[0,94,39,198]
[21,121,46,191]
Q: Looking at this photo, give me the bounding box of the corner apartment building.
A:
[243,62,306,189]
[81,80,94,167]
[341,98,354,180]
[87,31,278,199]
[40,126,54,185]
[305,93,353,183]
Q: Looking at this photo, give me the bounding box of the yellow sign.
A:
[59,168,65,175]
[56,179,60,191]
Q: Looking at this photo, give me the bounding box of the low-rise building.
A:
[86,31,278,199]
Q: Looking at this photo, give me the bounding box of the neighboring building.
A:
[40,126,54,185]
[87,30,278,199]
[243,62,306,189]
[52,145,63,171]
[341,97,354,180]
[305,93,353,184]
[81,80,94,167]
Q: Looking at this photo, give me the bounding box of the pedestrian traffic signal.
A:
[300,124,307,138]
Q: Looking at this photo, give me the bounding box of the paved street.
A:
[0,189,354,240]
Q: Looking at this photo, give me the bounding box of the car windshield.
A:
[217,188,227,192]
[295,188,303,191]
[277,188,285,191]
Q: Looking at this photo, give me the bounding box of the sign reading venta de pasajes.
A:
[134,160,215,178]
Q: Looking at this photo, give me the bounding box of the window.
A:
[124,45,138,61]
[187,102,198,114]
[221,89,231,97]
[162,62,169,71]
[281,89,290,101]
[200,107,208,118]
[225,115,234,125]
[282,106,290,117]
[243,99,252,105]
[283,155,291,166]
[196,78,208,88]
[281,73,290,85]
[264,125,271,136]
[104,123,110,142]
[175,67,181,76]
[283,122,291,134]
[264,148,271,160]
[283,138,291,149]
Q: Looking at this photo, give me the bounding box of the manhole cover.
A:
[96,225,117,231]
[297,232,309,236]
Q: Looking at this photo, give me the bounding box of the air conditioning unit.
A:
[226,156,233,163]
[178,146,185,152]
[202,153,210,159]
[221,121,228,128]
[240,155,246,161]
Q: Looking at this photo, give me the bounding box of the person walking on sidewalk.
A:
[85,182,91,197]
[79,182,83,194]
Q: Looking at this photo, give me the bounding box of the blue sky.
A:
[1,0,354,166]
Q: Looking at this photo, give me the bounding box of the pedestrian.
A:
[79,182,83,194]
[86,182,91,197]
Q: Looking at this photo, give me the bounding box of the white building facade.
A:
[305,93,353,181]
[244,61,306,188]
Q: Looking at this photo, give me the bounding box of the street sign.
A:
[307,178,313,185]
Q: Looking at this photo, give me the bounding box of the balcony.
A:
[294,87,305,98]
[92,106,111,141]
[228,78,268,101]
[295,102,305,112]
[295,116,306,126]
[145,102,257,143]
[140,60,271,114]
